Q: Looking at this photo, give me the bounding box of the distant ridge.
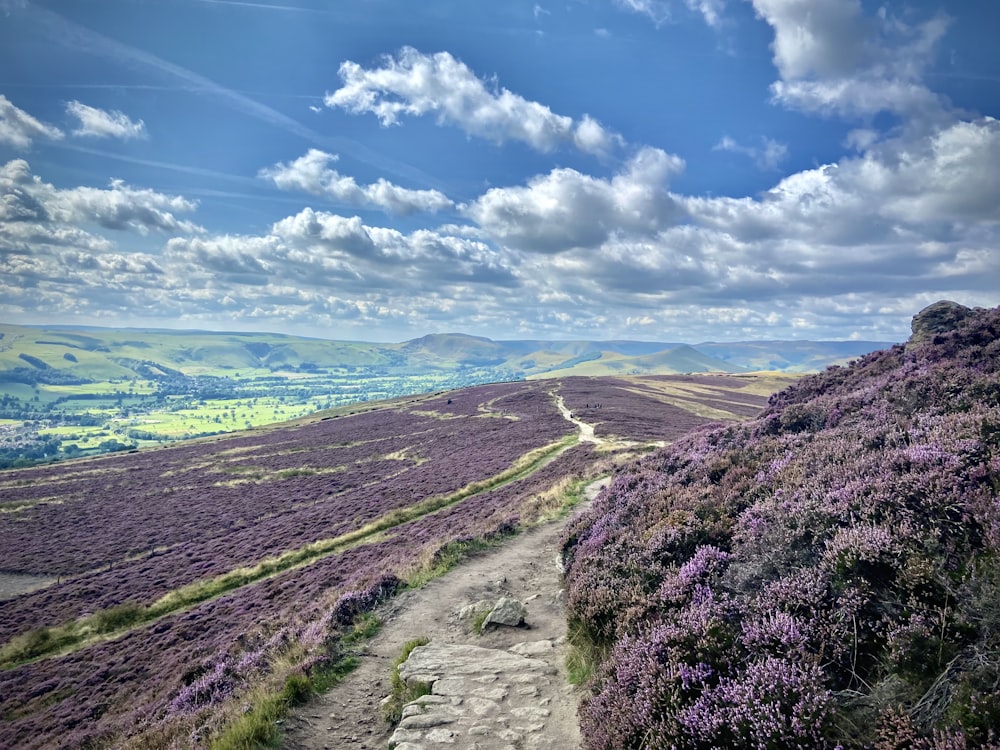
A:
[525,344,745,378]
[0,323,895,379]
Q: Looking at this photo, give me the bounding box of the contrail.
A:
[16,1,443,189]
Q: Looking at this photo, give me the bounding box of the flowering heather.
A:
[563,304,1000,748]
[1,369,742,749]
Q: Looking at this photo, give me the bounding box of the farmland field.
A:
[0,374,772,749]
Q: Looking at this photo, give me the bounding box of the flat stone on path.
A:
[389,641,561,748]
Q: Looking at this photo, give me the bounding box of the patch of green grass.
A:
[471,609,490,634]
[311,613,381,693]
[565,619,606,686]
[404,537,499,589]
[92,603,145,632]
[381,637,431,725]
[210,690,285,750]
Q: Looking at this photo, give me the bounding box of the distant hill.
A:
[694,339,896,372]
[525,344,745,378]
[0,324,894,382]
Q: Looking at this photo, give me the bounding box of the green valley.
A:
[0,323,890,468]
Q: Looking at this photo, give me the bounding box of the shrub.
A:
[563,304,1000,748]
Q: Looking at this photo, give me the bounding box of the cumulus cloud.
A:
[488,106,1000,340]
[0,95,64,148]
[66,101,147,140]
[325,47,621,156]
[464,147,684,252]
[751,0,950,118]
[714,135,788,170]
[163,206,518,295]
[0,158,202,242]
[260,149,453,214]
[691,117,1000,242]
[0,161,176,319]
[57,181,200,234]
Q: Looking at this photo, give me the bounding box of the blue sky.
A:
[0,0,998,343]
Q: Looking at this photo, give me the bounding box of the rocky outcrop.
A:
[910,300,972,344]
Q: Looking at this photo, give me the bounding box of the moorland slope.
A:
[0,373,772,749]
[562,302,1000,748]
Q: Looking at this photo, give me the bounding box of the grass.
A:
[471,609,490,634]
[565,619,605,686]
[207,613,381,750]
[0,437,574,670]
[403,537,503,589]
[381,637,431,726]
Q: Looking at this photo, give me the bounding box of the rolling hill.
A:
[0,323,893,382]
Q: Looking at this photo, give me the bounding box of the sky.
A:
[0,0,998,344]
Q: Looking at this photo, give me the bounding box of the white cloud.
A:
[751,0,949,118]
[66,101,147,140]
[615,0,724,27]
[714,135,788,170]
[163,206,520,299]
[685,0,724,27]
[260,149,453,214]
[616,0,671,25]
[855,117,1000,225]
[0,95,64,148]
[770,77,944,119]
[753,0,867,80]
[325,47,621,156]
[56,180,202,234]
[693,117,1000,239]
[0,158,202,237]
[464,147,684,253]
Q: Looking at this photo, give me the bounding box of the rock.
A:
[509,640,555,657]
[398,643,550,683]
[910,300,971,345]
[482,597,527,629]
[388,642,559,749]
[458,599,493,622]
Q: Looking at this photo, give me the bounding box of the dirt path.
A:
[281,477,607,750]
[553,394,601,445]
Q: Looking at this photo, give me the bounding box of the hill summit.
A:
[562,302,1000,749]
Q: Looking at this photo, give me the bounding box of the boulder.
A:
[457,599,493,622]
[910,300,971,345]
[482,597,527,629]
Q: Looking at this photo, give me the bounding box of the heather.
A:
[0,375,767,748]
[562,304,1000,749]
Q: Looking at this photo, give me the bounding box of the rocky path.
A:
[281,478,608,750]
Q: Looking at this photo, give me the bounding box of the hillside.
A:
[0,373,773,749]
[0,324,888,467]
[0,324,891,381]
[561,302,1000,748]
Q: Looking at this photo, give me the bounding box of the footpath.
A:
[281,477,607,750]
